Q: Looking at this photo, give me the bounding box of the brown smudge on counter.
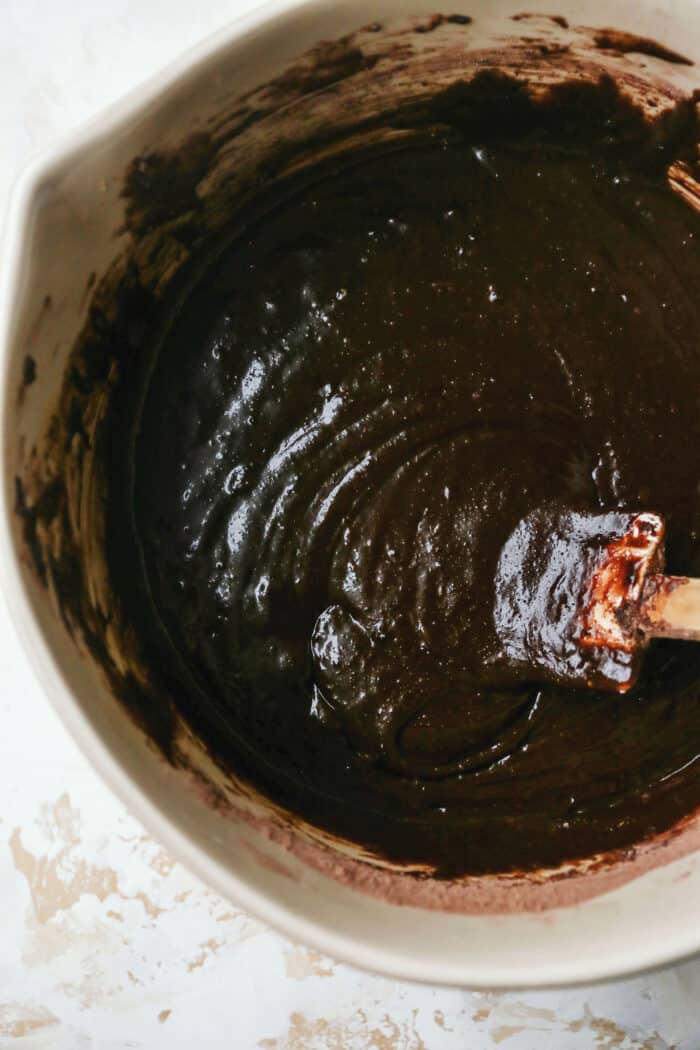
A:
[258,1010,427,1050]
[284,947,334,979]
[9,794,165,923]
[594,29,693,66]
[492,1028,525,1045]
[0,1006,59,1040]
[186,937,224,972]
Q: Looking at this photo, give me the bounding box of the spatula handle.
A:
[642,575,700,641]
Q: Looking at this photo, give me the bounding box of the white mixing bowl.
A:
[2,0,700,987]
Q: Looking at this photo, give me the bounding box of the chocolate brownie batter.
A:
[110,75,700,875]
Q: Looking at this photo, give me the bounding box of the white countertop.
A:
[1,2,700,1047]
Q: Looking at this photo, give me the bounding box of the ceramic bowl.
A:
[3,0,700,987]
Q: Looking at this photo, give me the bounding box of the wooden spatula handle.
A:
[642,575,700,641]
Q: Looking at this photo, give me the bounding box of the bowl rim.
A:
[2,0,700,989]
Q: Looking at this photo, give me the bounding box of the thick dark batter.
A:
[113,77,700,875]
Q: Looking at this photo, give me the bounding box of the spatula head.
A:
[494,507,665,692]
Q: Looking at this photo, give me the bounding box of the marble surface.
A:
[1,2,700,1047]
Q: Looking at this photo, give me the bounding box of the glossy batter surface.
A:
[119,85,700,874]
